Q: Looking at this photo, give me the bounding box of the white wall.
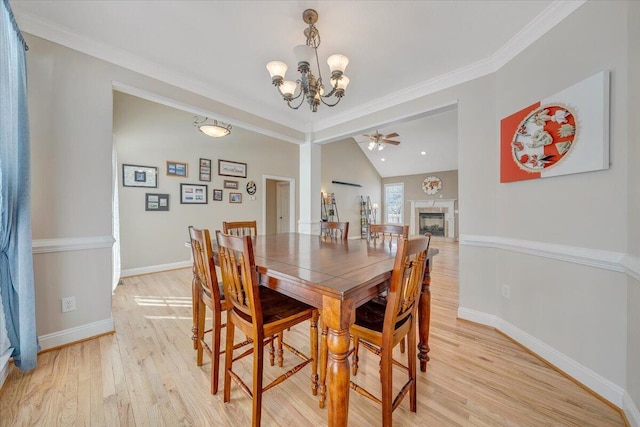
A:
[113,92,299,272]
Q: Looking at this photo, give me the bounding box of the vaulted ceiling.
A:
[11,0,583,176]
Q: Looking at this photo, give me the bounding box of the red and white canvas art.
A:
[500,71,610,183]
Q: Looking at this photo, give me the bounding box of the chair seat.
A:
[233,286,314,325]
[355,296,410,333]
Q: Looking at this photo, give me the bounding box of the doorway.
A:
[263,175,295,234]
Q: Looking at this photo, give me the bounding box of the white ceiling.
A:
[10,0,583,177]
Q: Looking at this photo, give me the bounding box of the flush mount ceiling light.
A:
[266,9,350,112]
[193,116,232,138]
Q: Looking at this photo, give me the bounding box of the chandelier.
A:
[266,9,350,112]
[193,116,232,138]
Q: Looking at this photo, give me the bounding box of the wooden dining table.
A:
[211,232,437,427]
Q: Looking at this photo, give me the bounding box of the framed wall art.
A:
[223,180,239,189]
[500,71,610,183]
[180,183,208,204]
[218,159,247,178]
[199,158,211,182]
[145,193,169,211]
[167,161,188,177]
[213,189,223,201]
[229,192,242,203]
[123,164,158,188]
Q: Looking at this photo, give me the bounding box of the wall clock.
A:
[246,180,256,195]
[422,176,442,195]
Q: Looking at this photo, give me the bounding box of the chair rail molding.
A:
[32,236,114,254]
[459,234,627,274]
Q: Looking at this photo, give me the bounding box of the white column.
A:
[298,139,322,235]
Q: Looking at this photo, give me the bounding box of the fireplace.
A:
[419,212,445,236]
[409,199,456,239]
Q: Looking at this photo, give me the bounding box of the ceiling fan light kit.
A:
[364,131,401,151]
[266,9,350,112]
[193,116,232,138]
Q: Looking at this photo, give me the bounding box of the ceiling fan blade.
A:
[381,139,400,145]
[384,132,399,138]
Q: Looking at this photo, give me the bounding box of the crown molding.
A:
[14,1,586,139]
[112,82,304,145]
[459,234,626,274]
[312,0,587,133]
[13,9,305,133]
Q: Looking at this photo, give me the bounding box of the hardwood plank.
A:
[0,241,626,426]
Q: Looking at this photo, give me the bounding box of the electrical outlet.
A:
[61,296,76,313]
[501,284,511,300]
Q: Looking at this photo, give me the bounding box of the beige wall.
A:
[321,139,381,238]
[627,0,640,411]
[24,32,302,344]
[114,92,300,271]
[382,169,458,236]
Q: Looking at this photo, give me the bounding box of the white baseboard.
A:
[38,318,114,351]
[0,347,13,391]
[624,391,640,427]
[120,260,191,278]
[458,307,626,408]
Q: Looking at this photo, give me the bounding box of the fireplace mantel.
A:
[409,199,456,238]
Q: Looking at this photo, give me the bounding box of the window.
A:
[384,183,404,224]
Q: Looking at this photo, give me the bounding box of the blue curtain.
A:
[0,0,38,371]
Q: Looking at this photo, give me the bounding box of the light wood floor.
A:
[0,240,627,426]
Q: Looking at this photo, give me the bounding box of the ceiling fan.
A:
[363,131,400,151]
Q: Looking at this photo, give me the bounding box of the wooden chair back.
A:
[222,220,258,237]
[320,221,349,240]
[369,224,408,245]
[385,233,431,337]
[188,227,221,304]
[215,231,261,327]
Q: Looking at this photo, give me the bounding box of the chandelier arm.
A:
[287,95,306,110]
[276,82,304,101]
[319,96,342,107]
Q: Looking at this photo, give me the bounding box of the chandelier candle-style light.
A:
[266,9,350,112]
[193,116,232,138]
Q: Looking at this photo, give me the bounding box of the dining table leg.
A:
[323,297,355,427]
[418,257,432,372]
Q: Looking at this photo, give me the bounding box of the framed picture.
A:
[180,183,208,204]
[218,159,247,178]
[123,164,158,188]
[213,189,223,201]
[229,192,242,203]
[224,180,239,189]
[167,161,188,177]
[199,158,211,182]
[145,193,169,211]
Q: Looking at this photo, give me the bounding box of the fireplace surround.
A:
[409,199,456,238]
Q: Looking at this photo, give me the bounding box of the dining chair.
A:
[216,231,319,427]
[318,234,430,425]
[320,221,349,240]
[369,223,408,244]
[368,223,410,352]
[188,226,251,394]
[222,220,258,237]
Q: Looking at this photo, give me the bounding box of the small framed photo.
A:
[229,192,242,203]
[180,183,208,204]
[123,164,157,188]
[145,193,169,211]
[213,189,223,201]
[199,158,211,182]
[224,180,239,189]
[218,159,247,178]
[167,161,188,177]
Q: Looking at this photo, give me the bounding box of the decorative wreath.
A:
[422,176,442,195]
